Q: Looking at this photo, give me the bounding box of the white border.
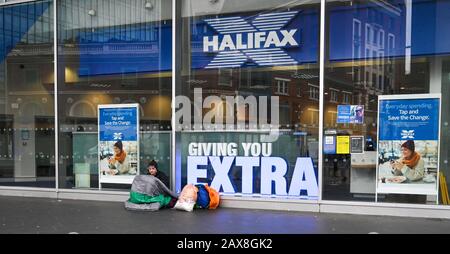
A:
[97,104,140,187]
[376,94,441,203]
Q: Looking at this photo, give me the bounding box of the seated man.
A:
[147,160,170,188]
[125,163,177,212]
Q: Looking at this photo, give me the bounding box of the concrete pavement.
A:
[0,196,449,234]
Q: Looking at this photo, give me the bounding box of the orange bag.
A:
[204,184,220,209]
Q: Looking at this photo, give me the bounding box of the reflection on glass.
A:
[323,0,449,205]
[57,0,172,190]
[0,0,55,188]
[176,0,321,199]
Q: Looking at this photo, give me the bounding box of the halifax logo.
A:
[202,11,300,69]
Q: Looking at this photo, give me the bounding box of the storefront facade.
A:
[1,0,450,218]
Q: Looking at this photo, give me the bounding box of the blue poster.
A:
[324,136,336,155]
[337,105,364,124]
[98,105,140,185]
[99,107,138,142]
[379,98,440,141]
[377,96,440,196]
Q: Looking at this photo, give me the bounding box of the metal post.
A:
[53,0,59,193]
[318,0,326,202]
[171,0,178,192]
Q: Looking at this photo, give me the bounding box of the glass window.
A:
[309,84,319,100]
[324,0,449,205]
[353,19,361,59]
[330,89,339,103]
[0,0,55,188]
[57,0,172,190]
[275,78,290,96]
[379,30,385,49]
[176,0,321,199]
[342,92,351,104]
[218,69,233,87]
[297,86,302,98]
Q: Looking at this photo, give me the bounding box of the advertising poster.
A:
[337,105,365,124]
[324,136,336,154]
[350,136,365,154]
[179,133,319,200]
[336,136,350,154]
[98,104,140,185]
[377,95,441,196]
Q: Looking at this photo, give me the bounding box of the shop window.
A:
[325,0,449,206]
[57,0,173,190]
[177,0,321,199]
[0,0,55,188]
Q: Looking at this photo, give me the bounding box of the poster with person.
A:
[337,105,364,124]
[377,95,441,197]
[98,104,139,185]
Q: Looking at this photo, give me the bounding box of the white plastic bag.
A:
[174,184,199,212]
[174,199,196,212]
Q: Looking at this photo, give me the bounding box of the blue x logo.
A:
[203,11,300,69]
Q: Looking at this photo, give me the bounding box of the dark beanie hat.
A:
[401,140,415,152]
[114,140,123,151]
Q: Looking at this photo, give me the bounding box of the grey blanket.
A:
[131,175,178,198]
[124,175,178,212]
[124,201,163,212]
